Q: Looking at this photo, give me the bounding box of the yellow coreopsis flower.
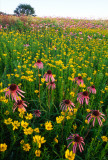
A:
[4,118,12,125]
[86,109,91,112]
[101,136,108,142]
[34,90,39,93]
[54,137,58,143]
[73,125,77,130]
[70,92,75,97]
[56,116,64,124]
[33,135,46,148]
[35,150,41,157]
[23,127,33,135]
[25,113,33,120]
[0,143,7,152]
[34,128,40,133]
[4,110,9,115]
[12,121,20,130]
[20,139,24,144]
[23,143,31,151]
[21,120,29,128]
[65,149,75,160]
[45,121,53,130]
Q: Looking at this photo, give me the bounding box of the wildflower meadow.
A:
[0,15,108,160]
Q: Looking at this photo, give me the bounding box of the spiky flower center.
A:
[37,59,41,63]
[74,136,81,142]
[47,70,52,74]
[9,84,17,91]
[17,100,23,105]
[65,100,70,104]
[92,110,100,117]
[50,81,54,84]
[78,76,82,80]
[83,91,88,96]
[91,85,95,88]
[34,110,40,114]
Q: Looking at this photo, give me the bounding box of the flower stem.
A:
[84,124,92,140]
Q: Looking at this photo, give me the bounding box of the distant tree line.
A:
[14,4,36,16]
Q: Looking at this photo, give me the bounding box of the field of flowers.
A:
[0,15,108,160]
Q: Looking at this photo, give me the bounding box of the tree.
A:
[14,4,35,16]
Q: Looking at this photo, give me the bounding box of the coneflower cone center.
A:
[65,100,70,104]
[17,100,23,105]
[37,59,41,63]
[9,84,17,91]
[91,85,95,88]
[34,110,40,114]
[50,81,54,84]
[83,91,88,96]
[74,136,81,142]
[47,70,52,74]
[92,110,99,116]
[78,76,82,80]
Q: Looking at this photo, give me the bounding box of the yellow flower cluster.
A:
[45,121,53,130]
[23,127,33,135]
[23,143,31,151]
[33,135,46,148]
[65,149,75,160]
[101,136,108,142]
[0,143,7,152]
[12,121,20,130]
[56,116,64,124]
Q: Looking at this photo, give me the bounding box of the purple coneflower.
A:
[4,84,25,101]
[67,134,85,153]
[33,110,41,117]
[77,91,89,105]
[86,110,105,126]
[13,100,27,112]
[46,81,56,90]
[60,100,75,111]
[87,85,96,94]
[24,44,30,47]
[43,70,55,82]
[74,76,84,85]
[34,59,43,69]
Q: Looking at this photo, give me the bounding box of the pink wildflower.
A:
[77,91,89,105]
[33,110,41,117]
[46,81,56,90]
[34,59,43,69]
[60,100,75,111]
[24,44,30,47]
[86,110,105,126]
[87,85,96,94]
[74,76,84,85]
[67,134,85,153]
[13,100,27,112]
[4,84,25,101]
[43,70,55,82]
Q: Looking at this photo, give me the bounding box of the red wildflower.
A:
[33,110,41,117]
[87,85,96,94]
[86,110,105,126]
[60,100,75,111]
[77,91,89,105]
[74,76,84,85]
[4,84,25,101]
[46,81,56,89]
[43,70,55,82]
[67,134,85,153]
[34,59,43,69]
[13,100,27,112]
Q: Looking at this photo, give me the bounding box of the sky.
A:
[0,0,108,20]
